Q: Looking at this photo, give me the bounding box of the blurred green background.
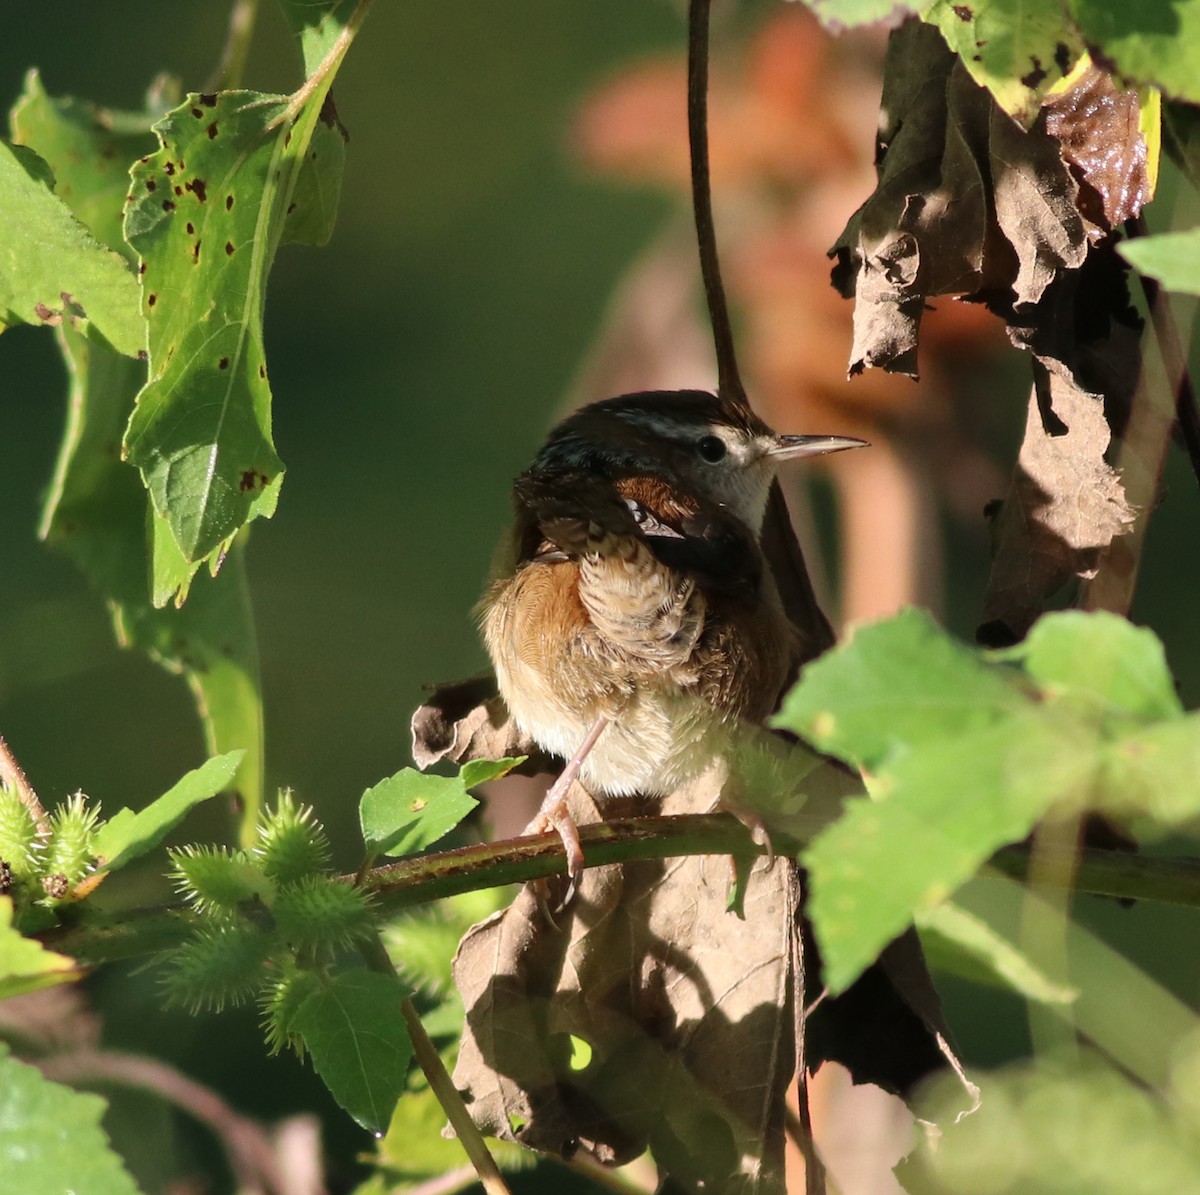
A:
[2,3,1200,1192]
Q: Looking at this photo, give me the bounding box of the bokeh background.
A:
[2,2,1199,1191]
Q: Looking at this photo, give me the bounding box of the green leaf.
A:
[924,0,1083,126]
[280,113,346,247]
[1119,228,1200,297]
[91,751,244,873]
[9,70,157,256]
[0,896,81,999]
[772,606,1025,768]
[1012,610,1183,719]
[0,1043,142,1195]
[1070,0,1200,104]
[804,707,1093,991]
[22,72,265,831]
[792,0,924,31]
[775,610,1200,991]
[122,91,290,569]
[902,1052,1200,1193]
[915,899,1077,1005]
[458,756,526,789]
[0,138,143,355]
[365,1071,534,1188]
[292,970,413,1133]
[121,82,349,579]
[360,759,521,858]
[1102,715,1200,830]
[41,327,265,838]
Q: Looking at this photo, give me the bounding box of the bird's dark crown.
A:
[531,390,772,477]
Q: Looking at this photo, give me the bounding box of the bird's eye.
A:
[696,435,727,463]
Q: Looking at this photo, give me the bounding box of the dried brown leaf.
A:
[831,21,1132,377]
[979,364,1136,645]
[409,675,541,772]
[988,103,1088,307]
[1043,67,1151,234]
[452,781,795,1192]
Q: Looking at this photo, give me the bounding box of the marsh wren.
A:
[480,390,864,877]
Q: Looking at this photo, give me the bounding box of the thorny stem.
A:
[357,935,513,1195]
[687,0,746,407]
[205,0,261,93]
[0,734,50,837]
[40,817,1200,969]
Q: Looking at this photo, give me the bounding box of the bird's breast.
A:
[481,550,796,797]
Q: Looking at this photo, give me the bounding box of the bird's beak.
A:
[767,434,869,461]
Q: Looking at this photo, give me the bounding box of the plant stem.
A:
[39,816,1200,968]
[0,734,50,837]
[279,0,373,128]
[206,0,261,93]
[687,0,745,405]
[358,935,512,1195]
[39,1048,288,1194]
[1126,214,1200,490]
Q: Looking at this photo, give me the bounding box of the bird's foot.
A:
[719,801,777,870]
[529,783,587,885]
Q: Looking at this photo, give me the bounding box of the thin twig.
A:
[0,734,50,837]
[1021,816,1082,1060]
[277,0,374,129]
[687,0,746,406]
[205,0,262,93]
[358,935,512,1195]
[1080,264,1178,616]
[1126,215,1200,489]
[39,1049,291,1194]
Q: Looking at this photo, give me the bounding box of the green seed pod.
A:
[162,923,273,1013]
[43,792,101,894]
[0,788,43,879]
[255,790,331,884]
[272,874,373,957]
[170,844,272,920]
[260,968,320,1056]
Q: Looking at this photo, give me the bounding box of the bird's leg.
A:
[529,715,611,883]
[712,754,777,869]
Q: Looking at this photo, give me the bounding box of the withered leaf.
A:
[979,363,1135,646]
[451,782,795,1192]
[1043,66,1152,234]
[832,21,1152,379]
[988,100,1088,307]
[410,675,543,773]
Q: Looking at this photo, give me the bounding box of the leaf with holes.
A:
[122,85,348,588]
[924,0,1082,126]
[1070,0,1200,104]
[16,73,266,822]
